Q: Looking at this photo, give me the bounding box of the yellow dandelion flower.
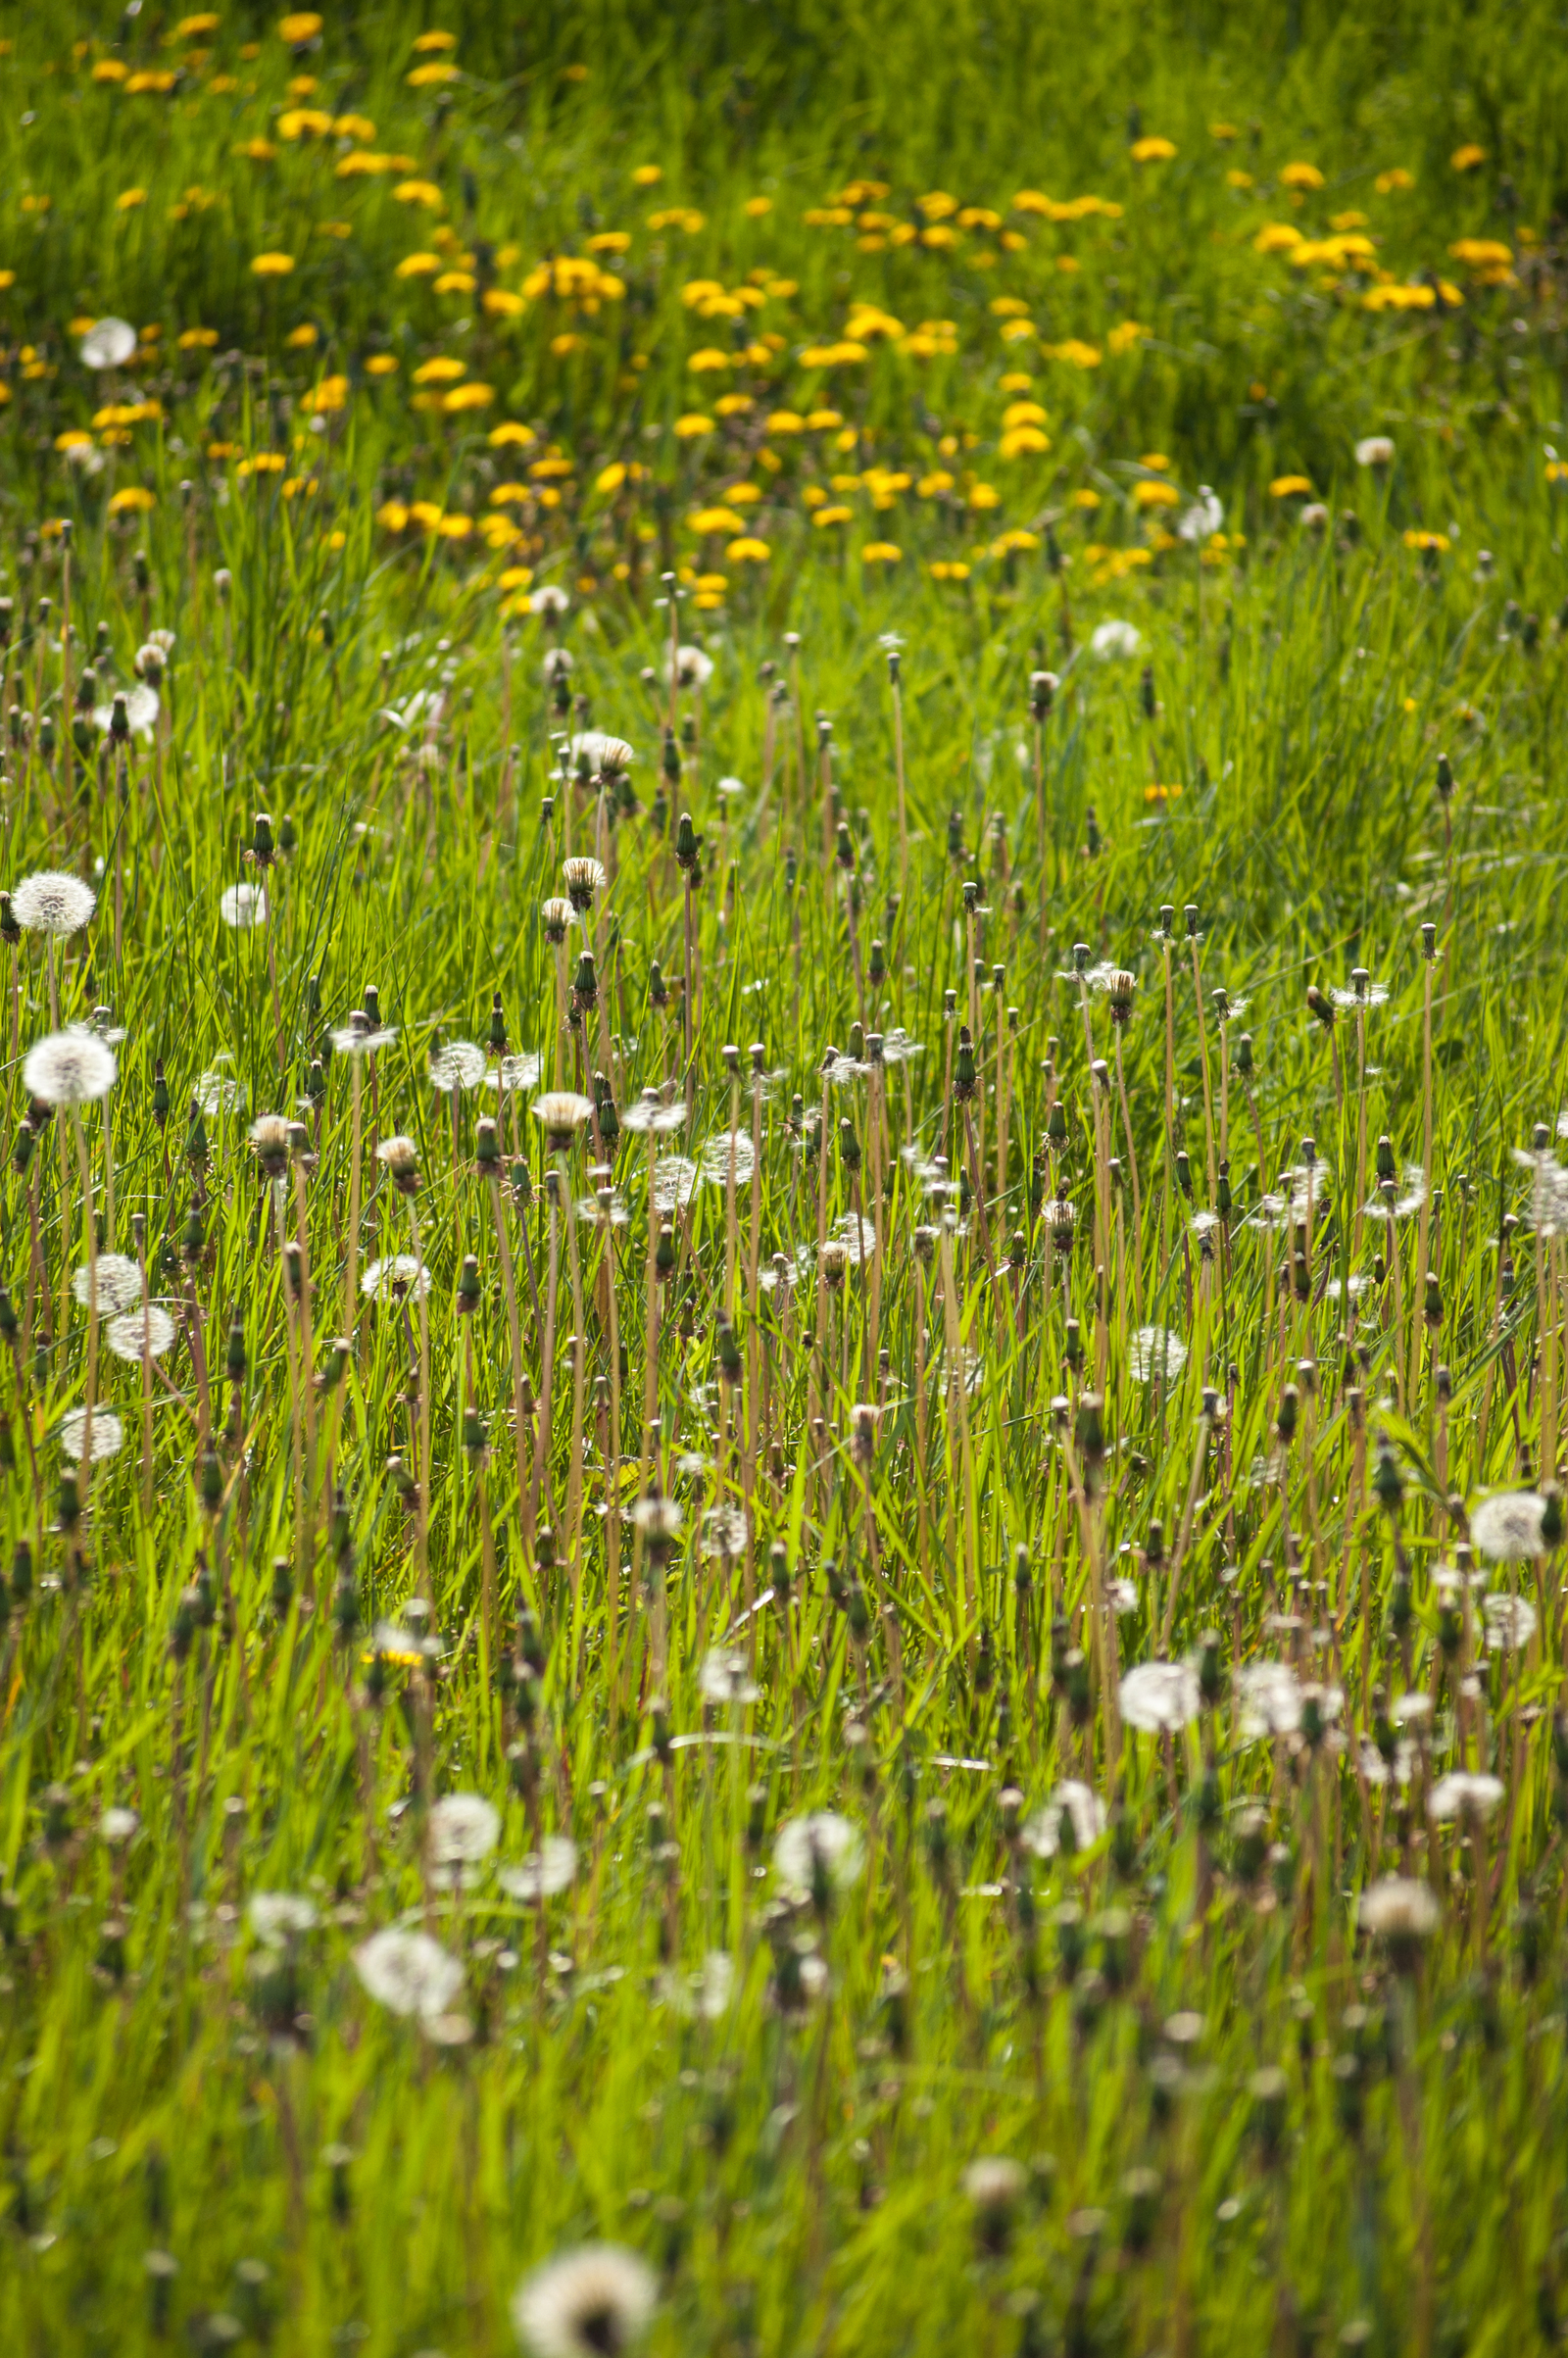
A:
[812,504,853,526]
[726,536,769,562]
[1280,162,1324,189]
[673,414,713,438]
[394,180,445,210]
[1450,144,1486,172]
[435,513,473,537]
[407,62,460,87]
[413,28,458,49]
[396,253,441,279]
[488,421,536,447]
[860,541,901,563]
[278,14,323,41]
[413,355,466,383]
[117,188,148,212]
[107,486,156,515]
[1133,478,1180,508]
[1130,136,1177,163]
[1269,474,1313,497]
[443,383,493,412]
[366,354,399,376]
[251,251,295,276]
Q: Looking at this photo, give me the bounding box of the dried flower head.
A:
[563,856,608,912]
[354,1926,464,2021]
[249,1113,292,1176]
[219,882,269,929]
[1119,1659,1201,1733]
[499,1838,579,1903]
[60,1406,124,1464]
[429,1041,488,1094]
[620,1088,686,1136]
[1130,1326,1187,1383]
[73,1253,143,1313]
[107,1303,176,1362]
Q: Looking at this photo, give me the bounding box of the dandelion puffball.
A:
[498,1838,579,1903]
[59,1407,125,1464]
[428,1041,488,1094]
[773,1811,865,1901]
[219,883,269,929]
[24,1029,117,1106]
[428,1793,501,1866]
[92,683,160,741]
[361,1255,432,1303]
[12,870,97,938]
[354,1926,464,2021]
[1119,1659,1200,1734]
[79,317,138,370]
[72,1253,143,1314]
[512,2244,657,2358]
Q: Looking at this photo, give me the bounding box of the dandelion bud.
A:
[11,1541,31,1605]
[1424,1271,1444,1328]
[457,1255,481,1317]
[1140,663,1156,720]
[109,692,130,744]
[1373,1436,1402,1516]
[954,1028,976,1102]
[1107,969,1135,1026]
[475,1117,501,1173]
[571,950,598,1008]
[1276,1385,1298,1445]
[225,1313,247,1385]
[1304,985,1334,1031]
[1435,751,1453,800]
[1074,1392,1104,1466]
[675,811,698,869]
[1420,920,1437,960]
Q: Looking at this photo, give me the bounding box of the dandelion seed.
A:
[1177,486,1224,543]
[1362,1165,1425,1221]
[630,1492,684,1546]
[1119,1659,1200,1733]
[1354,435,1396,467]
[699,1131,757,1188]
[60,1407,124,1463]
[24,1029,116,1105]
[73,1253,143,1314]
[219,882,269,929]
[527,584,571,618]
[428,1793,501,1867]
[498,1838,579,1903]
[699,1646,760,1705]
[773,1812,865,1900]
[100,1806,140,1846]
[1238,1661,1306,1737]
[880,1027,923,1064]
[576,1189,629,1227]
[248,1892,318,1945]
[1469,1491,1548,1561]
[652,1155,698,1212]
[829,1209,877,1265]
[93,683,160,741]
[512,2244,657,2358]
[1428,1771,1504,1821]
[354,1926,464,2021]
[107,1304,176,1362]
[1021,1781,1107,1857]
[1130,1326,1187,1382]
[329,1012,398,1056]
[1090,618,1142,660]
[1357,1875,1439,1945]
[429,1040,488,1093]
[361,1254,432,1303]
[12,871,96,938]
[562,856,608,912]
[1327,976,1389,1009]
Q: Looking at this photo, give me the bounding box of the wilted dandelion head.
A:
[512,2244,657,2358]
[12,870,97,938]
[568,731,634,777]
[773,1812,865,1901]
[652,1154,698,1212]
[354,1926,464,2021]
[562,856,607,912]
[1354,435,1395,467]
[1130,1326,1187,1383]
[541,645,575,683]
[531,1091,595,1151]
[429,1041,488,1094]
[24,1028,116,1105]
[498,1838,579,1904]
[1327,973,1389,1009]
[73,1253,142,1313]
[59,1406,124,1464]
[630,1490,684,1547]
[107,1302,176,1363]
[1119,1659,1200,1733]
[376,1134,419,1193]
[490,1052,545,1097]
[360,1255,431,1304]
[248,1113,292,1175]
[1469,1490,1548,1561]
[540,896,577,945]
[529,584,571,619]
[95,683,160,741]
[219,882,269,930]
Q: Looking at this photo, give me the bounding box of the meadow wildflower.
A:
[512,2246,657,2358]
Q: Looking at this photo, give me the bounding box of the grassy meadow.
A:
[1,4,1568,2353]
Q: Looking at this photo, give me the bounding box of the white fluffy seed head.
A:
[12,871,97,938]
[73,1253,143,1313]
[24,1028,117,1105]
[512,2244,657,2358]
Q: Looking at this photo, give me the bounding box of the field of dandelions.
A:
[6,3,1568,2353]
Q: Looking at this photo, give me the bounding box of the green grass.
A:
[2,6,1568,2356]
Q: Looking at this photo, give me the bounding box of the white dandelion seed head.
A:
[99,1805,140,1846]
[11,870,96,938]
[248,1892,319,1946]
[1354,435,1396,467]
[498,1837,579,1904]
[1237,1660,1303,1738]
[699,1646,760,1706]
[1090,618,1142,660]
[354,1927,464,2021]
[1327,979,1389,1009]
[1358,1875,1439,1941]
[562,856,608,902]
[701,1502,750,1559]
[489,1052,545,1096]
[512,2244,658,2358]
[1020,1781,1107,1858]
[1427,1770,1504,1823]
[24,1028,116,1106]
[652,1154,698,1212]
[528,584,571,618]
[620,1089,686,1136]
[1129,1325,1187,1383]
[1482,1590,1539,1651]
[428,1793,501,1867]
[1177,487,1224,544]
[630,1491,684,1543]
[531,1091,595,1142]
[1119,1659,1200,1734]
[194,1067,245,1116]
[567,731,634,776]
[575,1189,629,1228]
[73,1253,142,1313]
[880,1026,923,1065]
[699,1131,757,1189]
[93,683,160,741]
[328,1016,399,1057]
[773,1812,865,1901]
[963,2155,1028,2209]
[360,1255,432,1304]
[429,1040,488,1094]
[662,642,715,689]
[80,316,137,370]
[219,882,269,930]
[107,1303,176,1362]
[829,1209,877,1265]
[541,647,575,685]
[1362,1165,1426,1222]
[1469,1491,1548,1562]
[59,1406,124,1464]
